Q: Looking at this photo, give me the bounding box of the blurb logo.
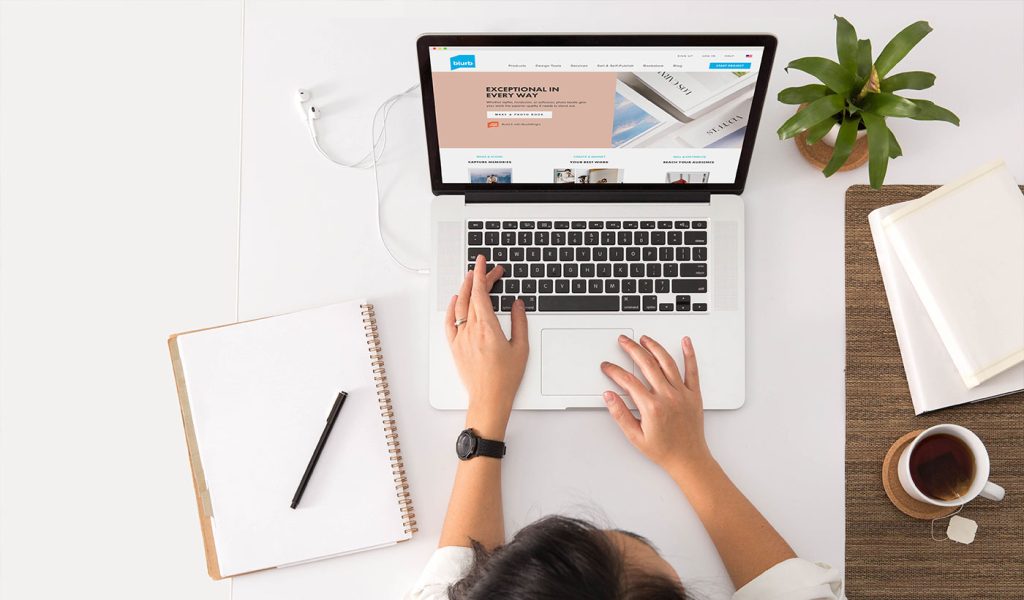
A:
[450,54,476,70]
[487,121,500,128]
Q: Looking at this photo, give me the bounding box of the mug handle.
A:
[980,481,1005,502]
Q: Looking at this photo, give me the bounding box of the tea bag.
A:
[946,515,978,544]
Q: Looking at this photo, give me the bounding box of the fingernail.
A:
[617,335,627,343]
[514,299,524,308]
[600,361,609,368]
[603,391,613,403]
[639,335,648,343]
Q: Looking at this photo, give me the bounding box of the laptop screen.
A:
[418,36,775,194]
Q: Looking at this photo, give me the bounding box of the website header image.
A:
[428,46,763,74]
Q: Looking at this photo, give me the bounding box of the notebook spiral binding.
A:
[361,304,418,535]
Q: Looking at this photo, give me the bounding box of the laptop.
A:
[417,34,777,410]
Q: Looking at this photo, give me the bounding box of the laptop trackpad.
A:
[541,328,635,396]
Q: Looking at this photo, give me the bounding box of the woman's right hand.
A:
[600,335,713,477]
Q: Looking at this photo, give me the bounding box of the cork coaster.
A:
[795,129,869,172]
[882,430,957,520]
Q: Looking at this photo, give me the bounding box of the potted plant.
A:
[777,16,959,188]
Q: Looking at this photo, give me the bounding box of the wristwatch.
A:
[456,428,506,460]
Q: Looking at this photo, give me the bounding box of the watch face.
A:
[456,430,476,459]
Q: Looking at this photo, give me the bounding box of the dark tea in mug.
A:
[909,433,976,501]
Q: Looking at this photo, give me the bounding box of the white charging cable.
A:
[297,85,429,274]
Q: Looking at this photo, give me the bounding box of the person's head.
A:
[448,516,691,599]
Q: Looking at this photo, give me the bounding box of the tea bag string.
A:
[930,503,965,541]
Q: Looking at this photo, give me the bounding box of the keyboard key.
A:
[571,221,587,230]
[535,232,549,246]
[468,248,489,261]
[490,295,499,311]
[539,295,619,312]
[639,279,653,293]
[606,221,622,229]
[672,279,707,293]
[635,231,649,245]
[518,232,533,245]
[642,248,658,261]
[485,221,500,230]
[531,264,545,278]
[588,280,603,293]
[601,231,616,245]
[651,231,665,245]
[468,221,483,230]
[681,263,707,277]
[498,263,512,275]
[539,279,554,294]
[542,248,557,262]
[580,263,595,278]
[624,221,638,229]
[520,221,535,230]
[468,231,482,245]
[467,262,475,271]
[493,248,508,261]
[502,221,517,230]
[622,295,641,311]
[522,279,537,294]
[605,279,620,293]
[559,248,574,261]
[659,303,674,312]
[546,264,562,278]
[501,232,516,245]
[492,280,503,293]
[575,247,591,261]
[614,264,628,277]
[556,280,570,294]
[505,279,520,293]
[525,247,541,262]
[629,264,645,278]
[626,247,641,261]
[520,296,537,311]
[554,221,571,229]
[675,295,691,311]
[501,296,515,311]
[571,279,587,294]
[668,231,682,245]
[618,231,633,245]
[584,231,599,245]
[692,221,707,229]
[674,221,689,229]
[693,247,707,261]
[646,263,661,277]
[693,303,708,311]
[659,247,673,261]
[675,247,691,261]
[685,231,707,245]
[593,247,608,261]
[610,247,624,261]
[657,220,673,229]
[655,279,670,293]
[640,221,656,229]
[510,247,524,261]
[643,295,658,311]
[588,221,604,229]
[597,263,611,277]
[564,264,579,277]
[664,263,678,277]
[622,279,636,293]
[514,264,528,278]
[552,232,566,245]
[537,221,552,229]
[568,231,583,245]
[485,231,499,245]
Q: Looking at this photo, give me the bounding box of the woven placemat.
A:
[845,185,1023,599]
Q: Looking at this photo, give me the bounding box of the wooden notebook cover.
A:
[845,184,1023,598]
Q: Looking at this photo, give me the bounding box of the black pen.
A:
[291,391,348,509]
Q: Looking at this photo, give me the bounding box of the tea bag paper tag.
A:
[947,515,977,544]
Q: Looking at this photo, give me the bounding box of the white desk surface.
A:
[231,1,1024,598]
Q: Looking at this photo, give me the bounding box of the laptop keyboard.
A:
[466,219,709,313]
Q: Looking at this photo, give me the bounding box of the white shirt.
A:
[405,547,846,600]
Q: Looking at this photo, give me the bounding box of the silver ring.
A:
[454,318,468,328]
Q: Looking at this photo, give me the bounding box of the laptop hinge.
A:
[465,190,712,204]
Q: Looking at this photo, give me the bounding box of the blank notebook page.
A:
[175,301,407,576]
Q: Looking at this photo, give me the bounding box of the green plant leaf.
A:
[777,94,846,139]
[859,92,920,117]
[823,115,860,176]
[835,16,859,75]
[888,128,903,158]
[786,57,855,96]
[881,71,935,92]
[805,116,837,144]
[855,39,873,82]
[778,84,831,104]
[861,112,891,189]
[903,98,960,125]
[874,21,933,77]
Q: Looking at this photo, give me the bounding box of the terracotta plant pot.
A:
[793,103,869,172]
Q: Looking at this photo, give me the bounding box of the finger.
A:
[603,391,642,445]
[682,336,701,391]
[600,360,650,406]
[469,255,494,318]
[509,298,528,349]
[484,262,504,291]
[618,335,672,393]
[444,294,457,343]
[639,335,683,389]
[454,269,473,323]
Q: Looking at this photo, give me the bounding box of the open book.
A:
[168,300,416,578]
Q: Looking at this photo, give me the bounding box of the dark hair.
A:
[448,516,690,599]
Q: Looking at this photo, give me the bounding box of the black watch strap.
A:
[475,436,506,459]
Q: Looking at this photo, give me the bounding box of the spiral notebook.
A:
[168,300,416,579]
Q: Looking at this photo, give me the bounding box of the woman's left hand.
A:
[445,254,529,438]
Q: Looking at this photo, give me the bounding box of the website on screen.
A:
[428,46,764,185]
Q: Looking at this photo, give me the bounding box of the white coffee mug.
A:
[898,424,1005,507]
